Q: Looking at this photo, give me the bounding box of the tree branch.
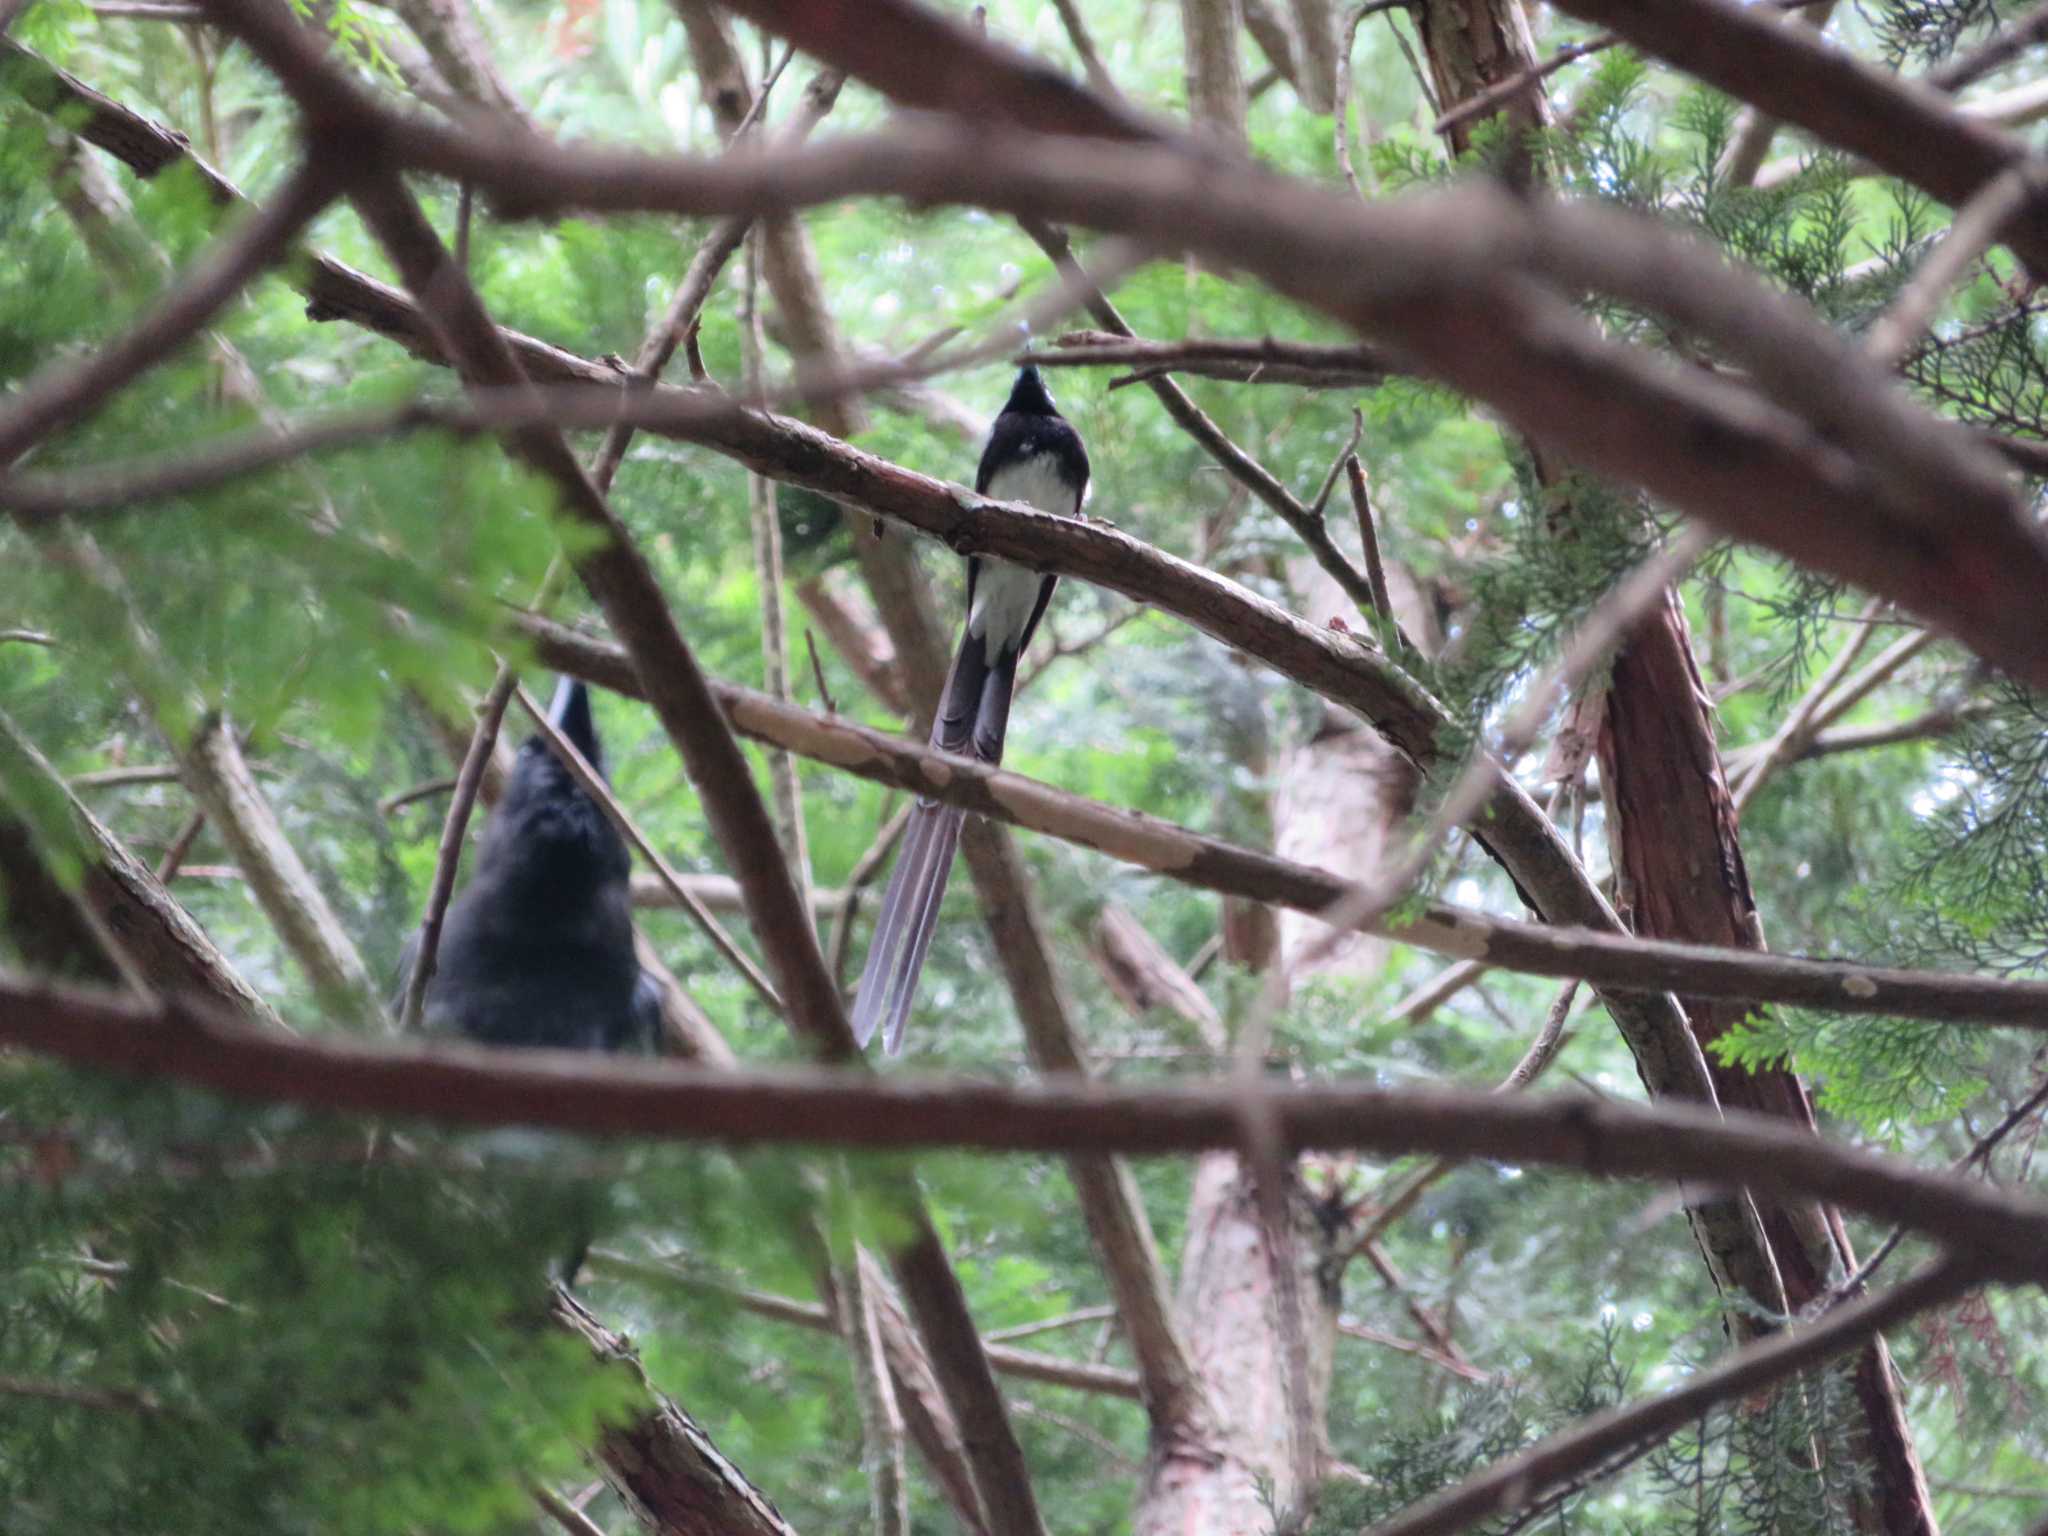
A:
[13,975,2048,1284]
[528,622,2048,1034]
[1360,1257,1974,1536]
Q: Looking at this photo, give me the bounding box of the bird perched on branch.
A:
[852,364,1090,1052]
[395,677,659,1276]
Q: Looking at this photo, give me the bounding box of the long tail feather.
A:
[850,622,1020,1051]
[850,804,940,1047]
[881,804,965,1055]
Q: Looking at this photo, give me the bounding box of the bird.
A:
[395,675,660,1276]
[851,364,1090,1053]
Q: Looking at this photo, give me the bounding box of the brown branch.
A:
[551,1288,802,1536]
[633,870,848,917]
[827,804,911,987]
[184,7,1042,1519]
[702,0,1165,143]
[1018,222,1383,623]
[0,159,336,468]
[959,821,1212,1434]
[1360,1258,1973,1536]
[0,709,276,1022]
[1047,0,1119,95]
[17,58,2045,696]
[16,975,2048,1283]
[1551,0,2048,275]
[1930,0,2048,91]
[398,670,516,1032]
[589,1253,1144,1399]
[1336,1320,1490,1383]
[523,616,2048,1032]
[1342,453,1393,623]
[1433,31,1616,137]
[1346,979,1581,1259]
[0,1373,162,1414]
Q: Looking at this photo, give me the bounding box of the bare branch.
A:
[16,975,2048,1283]
[510,684,784,1014]
[398,671,516,1032]
[527,619,2048,1034]
[1930,0,2048,91]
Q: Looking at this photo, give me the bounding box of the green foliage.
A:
[3,2,2046,1532]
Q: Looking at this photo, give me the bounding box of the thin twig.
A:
[1864,164,2041,370]
[532,1485,608,1536]
[1346,980,1583,1259]
[802,628,837,714]
[1342,452,1393,622]
[153,807,207,884]
[1929,0,2048,90]
[1308,408,1365,518]
[1358,1257,1973,1536]
[399,670,518,1033]
[1434,32,1617,137]
[1730,596,1885,815]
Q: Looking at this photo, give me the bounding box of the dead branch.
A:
[1024,331,1391,389]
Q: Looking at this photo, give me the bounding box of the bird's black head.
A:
[480,678,630,890]
[1002,364,1062,418]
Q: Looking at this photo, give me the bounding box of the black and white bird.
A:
[396,676,661,1057]
[851,364,1091,1052]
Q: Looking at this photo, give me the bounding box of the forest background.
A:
[4,0,2048,1532]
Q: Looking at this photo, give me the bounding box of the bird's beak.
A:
[547,676,603,768]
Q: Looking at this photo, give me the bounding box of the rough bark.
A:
[1599,590,1935,1536]
[1414,5,1937,1529]
[553,1290,802,1536]
[1135,1157,1340,1536]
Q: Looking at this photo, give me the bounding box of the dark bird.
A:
[852,365,1090,1052]
[395,677,659,1275]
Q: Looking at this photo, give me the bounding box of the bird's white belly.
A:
[971,454,1077,662]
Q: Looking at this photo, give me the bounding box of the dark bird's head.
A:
[479,677,630,891]
[1003,364,1062,418]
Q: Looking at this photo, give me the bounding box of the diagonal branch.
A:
[0,158,336,468]
[527,626,2048,1033]
[1361,1256,1975,1536]
[1549,0,2048,273]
